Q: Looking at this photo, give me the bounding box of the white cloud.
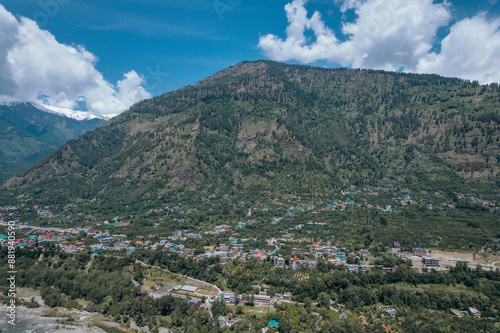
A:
[259,0,500,84]
[0,5,151,118]
[416,15,500,84]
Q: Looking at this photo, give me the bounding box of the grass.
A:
[141,268,186,291]
[75,298,90,307]
[92,323,128,333]
[227,304,273,315]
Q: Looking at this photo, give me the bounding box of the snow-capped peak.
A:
[33,102,106,121]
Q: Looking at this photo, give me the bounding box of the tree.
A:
[303,297,312,309]
[318,292,331,309]
[211,299,228,318]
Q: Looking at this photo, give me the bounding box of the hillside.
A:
[0,103,105,183]
[6,61,500,204]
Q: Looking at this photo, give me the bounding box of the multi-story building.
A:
[422,257,440,267]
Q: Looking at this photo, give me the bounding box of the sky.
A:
[0,0,499,118]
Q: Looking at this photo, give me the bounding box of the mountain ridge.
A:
[6,61,500,203]
[0,102,106,183]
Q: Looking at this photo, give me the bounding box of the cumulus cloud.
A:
[0,5,151,118]
[259,0,500,83]
[416,15,500,84]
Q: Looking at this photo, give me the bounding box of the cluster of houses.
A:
[291,243,366,263]
[0,224,84,249]
[457,192,499,212]
[149,239,196,257]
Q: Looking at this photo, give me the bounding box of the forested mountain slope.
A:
[6,61,500,203]
[0,103,105,183]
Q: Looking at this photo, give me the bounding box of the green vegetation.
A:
[92,323,127,333]
[5,61,499,204]
[1,248,498,332]
[0,102,104,182]
[2,61,500,332]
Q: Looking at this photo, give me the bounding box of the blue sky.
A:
[1,0,499,117]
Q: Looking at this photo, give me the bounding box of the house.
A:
[273,256,284,267]
[223,292,236,304]
[186,233,202,239]
[412,248,429,257]
[187,299,201,311]
[385,308,396,317]
[468,307,481,318]
[450,309,467,317]
[182,248,195,257]
[254,253,266,262]
[379,305,397,317]
[253,295,272,305]
[219,316,229,327]
[382,267,397,273]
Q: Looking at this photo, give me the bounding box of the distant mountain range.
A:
[0,102,106,183]
[5,61,500,203]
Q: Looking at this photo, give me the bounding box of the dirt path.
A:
[430,250,500,266]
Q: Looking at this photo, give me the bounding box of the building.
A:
[291,259,317,270]
[223,292,236,304]
[219,316,229,327]
[450,309,467,317]
[468,307,481,318]
[412,248,429,257]
[180,285,199,293]
[186,233,202,239]
[187,299,201,311]
[422,257,440,267]
[274,256,284,267]
[382,267,397,273]
[253,295,272,305]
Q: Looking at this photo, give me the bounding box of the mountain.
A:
[5,61,500,203]
[0,102,106,183]
[33,102,108,121]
